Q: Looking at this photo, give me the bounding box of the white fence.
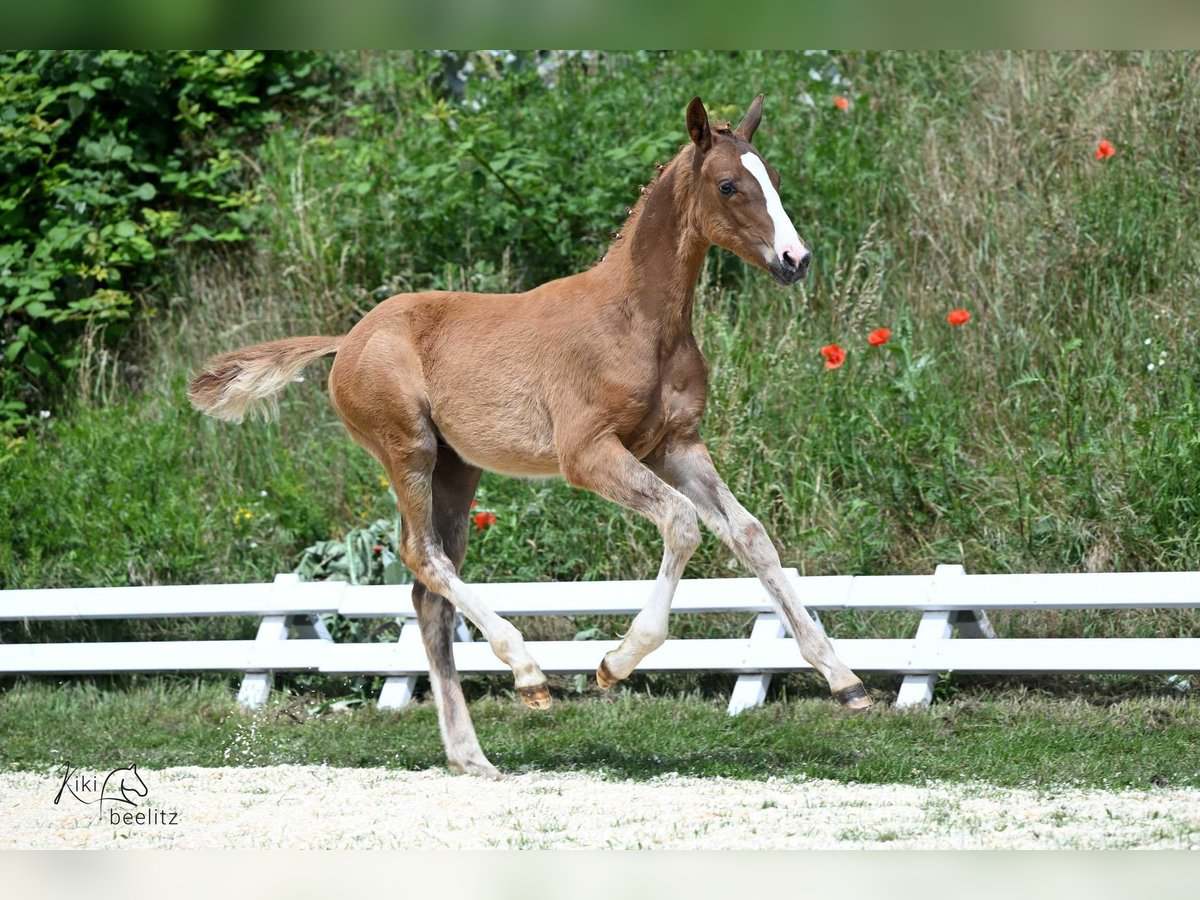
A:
[2,565,1198,714]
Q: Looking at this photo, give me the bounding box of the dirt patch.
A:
[4,766,1199,849]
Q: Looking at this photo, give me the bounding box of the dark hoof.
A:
[517,683,552,710]
[833,683,873,711]
[596,657,622,690]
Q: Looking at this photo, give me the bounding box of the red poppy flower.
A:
[1094,139,1115,160]
[473,511,497,531]
[867,328,890,347]
[820,344,846,369]
[834,96,849,111]
[372,545,383,553]
[470,501,478,508]
[947,309,971,326]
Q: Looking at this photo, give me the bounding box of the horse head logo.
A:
[99,764,148,811]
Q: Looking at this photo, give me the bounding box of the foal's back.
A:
[328,275,667,478]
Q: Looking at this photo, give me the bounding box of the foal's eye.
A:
[718,180,736,196]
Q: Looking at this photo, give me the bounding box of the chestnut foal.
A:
[190,95,872,778]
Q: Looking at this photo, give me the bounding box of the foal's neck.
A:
[601,151,709,348]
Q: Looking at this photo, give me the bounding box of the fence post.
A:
[377,612,473,709]
[894,564,995,708]
[377,615,423,709]
[727,612,786,715]
[895,564,962,709]
[727,609,826,716]
[236,573,299,710]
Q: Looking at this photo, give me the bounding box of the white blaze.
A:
[740,152,804,264]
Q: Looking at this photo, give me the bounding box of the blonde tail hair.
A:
[187,335,342,423]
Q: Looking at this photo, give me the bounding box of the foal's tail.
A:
[187,335,343,423]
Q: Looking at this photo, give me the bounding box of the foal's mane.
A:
[598,151,684,262]
[598,121,739,265]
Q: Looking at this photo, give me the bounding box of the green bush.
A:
[0,50,336,429]
[251,50,871,308]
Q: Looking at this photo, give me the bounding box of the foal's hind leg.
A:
[651,433,872,709]
[411,447,500,778]
[383,425,551,712]
[558,435,702,687]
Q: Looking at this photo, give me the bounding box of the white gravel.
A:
[4,766,1199,849]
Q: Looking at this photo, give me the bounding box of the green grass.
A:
[2,682,1197,789]
[0,388,382,592]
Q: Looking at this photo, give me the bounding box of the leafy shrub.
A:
[253,50,873,306]
[294,516,408,586]
[0,50,337,429]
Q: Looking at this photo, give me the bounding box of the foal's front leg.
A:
[652,434,872,708]
[558,435,702,687]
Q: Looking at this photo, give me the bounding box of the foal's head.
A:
[684,95,810,286]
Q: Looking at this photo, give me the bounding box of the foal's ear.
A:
[735,94,764,143]
[686,96,712,153]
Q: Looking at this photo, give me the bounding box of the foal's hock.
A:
[190,95,872,779]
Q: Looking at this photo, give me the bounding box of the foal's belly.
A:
[428,385,671,478]
[430,390,563,478]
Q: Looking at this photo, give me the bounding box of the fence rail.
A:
[3,566,1198,714]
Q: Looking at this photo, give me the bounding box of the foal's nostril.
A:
[779,248,810,281]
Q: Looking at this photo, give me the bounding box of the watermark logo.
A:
[53,762,180,826]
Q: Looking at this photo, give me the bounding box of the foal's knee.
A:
[739,517,769,549]
[734,516,780,567]
[400,540,454,596]
[664,498,702,557]
[399,539,426,579]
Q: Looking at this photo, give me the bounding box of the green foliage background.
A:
[0,50,334,414]
[2,51,1199,700]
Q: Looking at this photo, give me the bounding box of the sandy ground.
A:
[3,766,1199,849]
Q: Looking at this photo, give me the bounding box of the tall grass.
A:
[3,52,1199,668]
